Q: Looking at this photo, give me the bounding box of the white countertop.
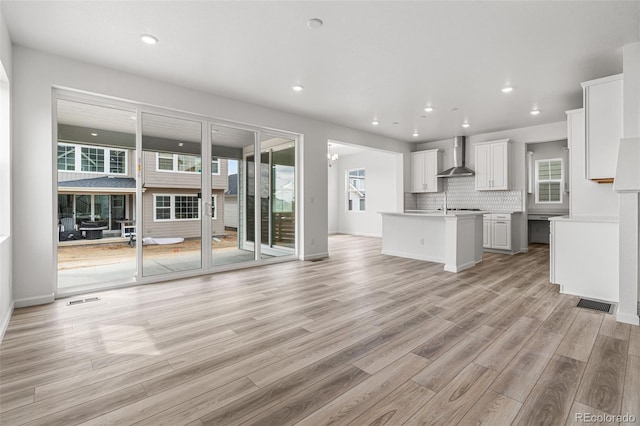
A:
[548,215,618,223]
[383,210,489,217]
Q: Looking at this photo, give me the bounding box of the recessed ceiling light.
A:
[530,109,541,116]
[90,132,98,136]
[501,86,514,93]
[211,129,219,134]
[140,34,159,45]
[372,120,380,126]
[462,123,470,128]
[178,142,184,147]
[424,106,434,113]
[130,116,136,120]
[307,18,324,29]
[412,132,419,137]
[292,85,304,92]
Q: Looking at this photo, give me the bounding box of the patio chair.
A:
[59,217,78,241]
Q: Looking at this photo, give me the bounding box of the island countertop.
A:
[379,211,484,273]
[383,210,489,217]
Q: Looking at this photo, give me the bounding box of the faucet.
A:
[443,192,447,214]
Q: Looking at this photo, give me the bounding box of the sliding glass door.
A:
[56,92,298,293]
[56,98,137,290]
[141,112,203,277]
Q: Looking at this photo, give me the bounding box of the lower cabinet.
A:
[483,213,520,253]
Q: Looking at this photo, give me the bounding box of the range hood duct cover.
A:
[437,136,474,177]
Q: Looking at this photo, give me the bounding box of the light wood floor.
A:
[1,235,638,425]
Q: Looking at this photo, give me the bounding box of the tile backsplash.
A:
[407,176,523,212]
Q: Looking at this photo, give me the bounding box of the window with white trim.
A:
[156,152,201,173]
[56,143,127,175]
[153,194,201,221]
[535,158,563,204]
[156,152,220,175]
[347,168,365,212]
[57,144,75,171]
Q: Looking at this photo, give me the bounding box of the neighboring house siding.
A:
[142,188,225,238]
[224,195,238,229]
[142,152,228,190]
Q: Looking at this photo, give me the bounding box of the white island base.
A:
[380,211,485,273]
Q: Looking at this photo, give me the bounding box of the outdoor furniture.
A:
[79,221,108,240]
[59,217,79,241]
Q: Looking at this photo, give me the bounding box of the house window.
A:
[154,195,171,220]
[212,158,220,175]
[347,169,366,212]
[174,195,199,219]
[536,158,563,203]
[56,143,127,175]
[177,154,201,173]
[158,153,174,171]
[81,147,104,172]
[109,150,126,174]
[57,144,75,171]
[154,194,201,221]
[156,152,202,173]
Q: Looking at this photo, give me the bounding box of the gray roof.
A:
[58,176,136,189]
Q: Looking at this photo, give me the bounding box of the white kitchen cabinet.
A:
[492,219,511,250]
[483,213,522,253]
[581,74,623,182]
[475,139,510,190]
[411,149,441,193]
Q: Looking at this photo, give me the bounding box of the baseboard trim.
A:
[444,260,478,273]
[616,312,640,326]
[381,249,443,264]
[0,302,14,343]
[14,293,55,308]
[302,252,329,261]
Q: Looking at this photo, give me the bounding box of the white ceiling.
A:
[3,1,640,143]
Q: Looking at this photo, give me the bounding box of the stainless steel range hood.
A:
[436,136,474,177]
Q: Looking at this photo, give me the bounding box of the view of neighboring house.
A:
[57,141,227,240]
[224,173,238,230]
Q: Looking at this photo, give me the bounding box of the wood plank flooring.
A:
[1,235,638,425]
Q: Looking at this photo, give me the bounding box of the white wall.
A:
[332,149,402,237]
[327,162,339,234]
[526,140,569,213]
[417,121,568,251]
[11,46,411,306]
[0,7,13,339]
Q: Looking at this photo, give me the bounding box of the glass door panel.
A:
[141,113,203,277]
[259,134,296,259]
[210,124,256,266]
[56,98,137,290]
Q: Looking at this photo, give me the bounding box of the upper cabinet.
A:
[475,139,510,191]
[581,74,623,182]
[411,149,441,193]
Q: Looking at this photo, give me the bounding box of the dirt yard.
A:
[58,230,239,270]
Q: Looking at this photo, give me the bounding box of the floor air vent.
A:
[577,298,612,313]
[67,297,101,306]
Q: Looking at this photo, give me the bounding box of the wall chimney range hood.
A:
[437,136,474,177]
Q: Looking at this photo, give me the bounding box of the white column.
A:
[615,42,640,325]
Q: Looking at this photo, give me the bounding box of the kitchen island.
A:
[379,210,486,272]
